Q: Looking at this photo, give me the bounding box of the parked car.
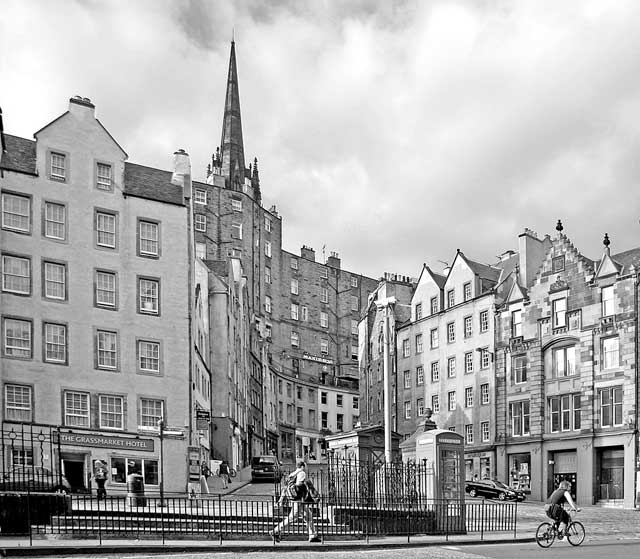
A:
[0,466,71,494]
[465,479,525,501]
[250,455,281,482]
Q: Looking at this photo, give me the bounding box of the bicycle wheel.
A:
[535,522,556,548]
[229,468,237,478]
[566,521,585,546]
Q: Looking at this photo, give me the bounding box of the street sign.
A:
[196,409,211,421]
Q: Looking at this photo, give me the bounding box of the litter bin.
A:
[127,472,146,507]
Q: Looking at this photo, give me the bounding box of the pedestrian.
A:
[200,461,211,494]
[219,460,230,489]
[93,460,108,500]
[269,460,320,543]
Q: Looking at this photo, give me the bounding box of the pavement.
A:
[1,497,639,557]
[200,466,254,497]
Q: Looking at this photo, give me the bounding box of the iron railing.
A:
[0,423,64,492]
[0,492,518,545]
[281,456,439,506]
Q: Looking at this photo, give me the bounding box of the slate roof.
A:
[1,134,37,175]
[603,247,640,275]
[431,269,447,289]
[124,162,185,207]
[464,256,502,282]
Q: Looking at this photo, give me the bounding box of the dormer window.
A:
[512,310,522,337]
[430,297,438,315]
[602,285,614,317]
[50,152,66,181]
[447,289,455,308]
[463,282,472,302]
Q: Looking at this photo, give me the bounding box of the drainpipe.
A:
[635,273,639,509]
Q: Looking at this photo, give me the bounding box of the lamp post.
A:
[158,419,165,506]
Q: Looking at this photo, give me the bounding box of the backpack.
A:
[304,480,321,503]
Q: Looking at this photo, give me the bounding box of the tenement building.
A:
[394,232,549,480]
[0,97,197,493]
[194,42,378,463]
[495,223,639,507]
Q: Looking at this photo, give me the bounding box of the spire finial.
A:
[232,27,235,43]
[556,219,563,233]
[219,40,245,188]
[603,233,610,248]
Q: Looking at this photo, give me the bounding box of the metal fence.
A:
[0,492,518,545]
[0,423,64,492]
[280,457,438,506]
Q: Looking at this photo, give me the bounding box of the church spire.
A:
[220,40,246,189]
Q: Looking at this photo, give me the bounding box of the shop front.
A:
[596,446,624,502]
[508,452,531,494]
[58,431,159,495]
[464,450,495,482]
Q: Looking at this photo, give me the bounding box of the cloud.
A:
[3,0,640,279]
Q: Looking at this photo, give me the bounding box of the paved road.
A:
[230,481,277,498]
[19,540,640,559]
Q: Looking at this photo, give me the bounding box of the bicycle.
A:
[535,509,585,548]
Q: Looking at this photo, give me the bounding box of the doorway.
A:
[598,447,624,501]
[62,455,87,493]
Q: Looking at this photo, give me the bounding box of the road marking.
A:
[441,546,461,550]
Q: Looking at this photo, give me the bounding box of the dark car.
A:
[251,456,280,482]
[0,466,72,494]
[465,479,525,501]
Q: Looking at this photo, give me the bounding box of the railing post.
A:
[445,499,449,542]
[98,494,102,546]
[218,493,223,545]
[480,499,484,541]
[27,490,32,547]
[513,500,517,540]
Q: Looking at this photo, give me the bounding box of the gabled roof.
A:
[415,264,446,290]
[0,134,37,175]
[462,254,502,282]
[124,162,185,207]
[595,247,640,278]
[506,275,528,303]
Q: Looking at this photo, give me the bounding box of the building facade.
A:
[0,97,194,493]
[495,225,639,507]
[194,42,378,463]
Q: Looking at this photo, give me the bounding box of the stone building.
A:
[495,223,639,507]
[395,245,528,479]
[194,42,378,462]
[0,97,195,493]
[358,273,414,431]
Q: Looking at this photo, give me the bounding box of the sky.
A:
[2,0,640,280]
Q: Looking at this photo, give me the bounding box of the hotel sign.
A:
[59,432,155,452]
[301,352,334,365]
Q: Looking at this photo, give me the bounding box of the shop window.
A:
[111,457,159,485]
[508,453,531,492]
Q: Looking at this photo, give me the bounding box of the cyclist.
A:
[545,480,580,538]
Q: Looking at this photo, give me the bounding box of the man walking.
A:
[93,460,108,500]
[270,460,320,543]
